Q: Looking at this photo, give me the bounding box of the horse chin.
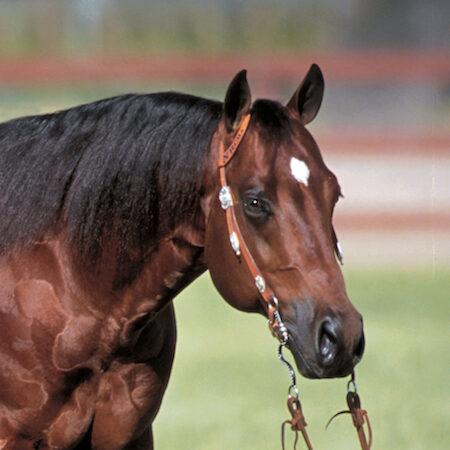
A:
[287,335,321,379]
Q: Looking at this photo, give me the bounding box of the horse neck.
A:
[70,125,219,317]
[65,218,208,321]
[120,224,207,314]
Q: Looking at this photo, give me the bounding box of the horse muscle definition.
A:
[0,65,364,448]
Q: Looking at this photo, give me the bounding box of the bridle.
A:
[218,113,288,344]
[217,113,372,449]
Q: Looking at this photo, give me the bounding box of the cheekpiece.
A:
[219,186,233,210]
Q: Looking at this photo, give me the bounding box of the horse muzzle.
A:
[285,307,365,379]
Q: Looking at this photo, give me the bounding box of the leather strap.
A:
[218,114,251,168]
[326,391,372,449]
[281,397,313,450]
[218,114,286,341]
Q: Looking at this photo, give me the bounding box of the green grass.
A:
[153,268,449,449]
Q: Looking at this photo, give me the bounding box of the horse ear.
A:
[223,69,251,132]
[287,63,324,125]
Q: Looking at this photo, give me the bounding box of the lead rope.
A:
[326,372,373,449]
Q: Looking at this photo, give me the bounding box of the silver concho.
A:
[219,186,233,210]
[229,232,241,256]
[255,275,266,294]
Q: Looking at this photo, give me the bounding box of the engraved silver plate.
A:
[255,275,266,293]
[219,186,233,209]
[229,232,241,256]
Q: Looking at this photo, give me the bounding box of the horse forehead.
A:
[274,139,324,184]
[240,120,327,184]
[237,126,278,173]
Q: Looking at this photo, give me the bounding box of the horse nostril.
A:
[353,332,365,363]
[318,321,338,365]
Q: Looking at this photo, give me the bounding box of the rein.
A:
[217,114,371,449]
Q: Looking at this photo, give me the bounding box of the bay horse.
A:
[0,64,364,449]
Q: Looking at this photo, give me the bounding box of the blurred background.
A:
[0,0,448,448]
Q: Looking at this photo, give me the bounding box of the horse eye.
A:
[243,197,271,220]
[248,199,262,210]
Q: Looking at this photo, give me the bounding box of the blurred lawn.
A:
[154,268,449,449]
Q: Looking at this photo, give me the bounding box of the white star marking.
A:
[290,157,310,186]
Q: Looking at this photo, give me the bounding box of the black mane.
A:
[0,92,222,262]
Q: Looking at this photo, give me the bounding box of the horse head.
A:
[204,65,364,379]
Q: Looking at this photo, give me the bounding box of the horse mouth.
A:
[287,333,357,379]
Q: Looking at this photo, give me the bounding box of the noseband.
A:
[217,114,372,450]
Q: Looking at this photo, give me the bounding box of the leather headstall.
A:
[217,113,288,343]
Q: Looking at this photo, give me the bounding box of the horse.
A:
[0,64,364,449]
